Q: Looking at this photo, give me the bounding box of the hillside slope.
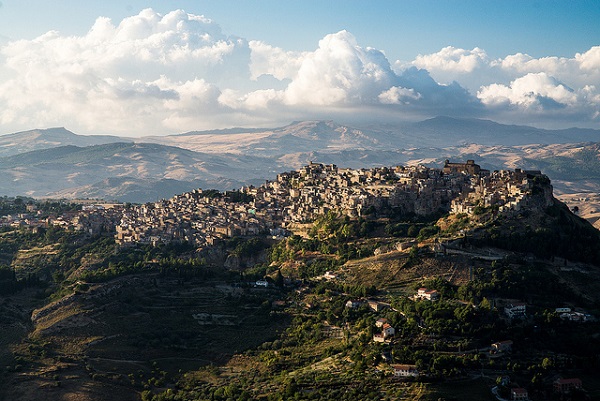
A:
[1,193,599,400]
[0,143,278,201]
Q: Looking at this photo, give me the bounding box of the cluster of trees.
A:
[0,197,81,217]
[392,292,499,339]
[0,196,30,215]
[79,241,211,282]
[1,224,215,290]
[224,190,254,203]
[269,232,375,276]
[269,212,388,276]
[0,265,45,295]
[198,189,254,204]
[308,211,379,245]
[141,378,388,401]
[478,203,600,265]
[455,259,583,307]
[312,280,377,298]
[384,222,439,240]
[227,237,268,258]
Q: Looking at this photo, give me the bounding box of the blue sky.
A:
[0,1,599,135]
[2,1,599,59]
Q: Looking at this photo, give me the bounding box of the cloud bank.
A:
[409,45,600,124]
[0,9,598,136]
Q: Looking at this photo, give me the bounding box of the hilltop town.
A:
[110,160,553,248]
[0,160,555,250]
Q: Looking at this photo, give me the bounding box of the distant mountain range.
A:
[402,116,600,146]
[1,117,599,203]
[0,127,125,157]
[144,117,600,155]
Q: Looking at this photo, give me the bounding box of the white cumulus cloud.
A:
[576,46,600,71]
[283,30,398,105]
[0,8,599,135]
[378,86,421,104]
[400,45,600,125]
[413,46,489,73]
[478,72,579,110]
[249,40,306,81]
[0,9,249,134]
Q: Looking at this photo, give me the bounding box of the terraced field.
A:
[0,274,287,401]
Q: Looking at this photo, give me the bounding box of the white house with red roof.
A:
[391,364,419,377]
[417,287,440,301]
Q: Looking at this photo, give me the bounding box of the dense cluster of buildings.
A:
[115,191,266,247]
[112,161,474,247]
[0,203,121,235]
[251,160,553,227]
[248,162,466,222]
[449,164,552,215]
[0,212,44,229]
[2,161,555,249]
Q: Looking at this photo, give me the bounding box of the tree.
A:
[479,297,491,310]
[531,372,544,389]
[273,270,284,288]
[340,223,354,239]
[284,378,298,398]
[407,225,419,237]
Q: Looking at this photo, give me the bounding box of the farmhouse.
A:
[511,387,528,401]
[391,364,419,377]
[417,287,440,301]
[554,378,583,394]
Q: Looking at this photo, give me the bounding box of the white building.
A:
[391,364,419,377]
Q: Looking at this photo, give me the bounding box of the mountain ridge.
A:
[0,127,127,157]
[1,117,600,204]
[3,117,600,157]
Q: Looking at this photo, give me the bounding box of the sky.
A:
[0,1,599,136]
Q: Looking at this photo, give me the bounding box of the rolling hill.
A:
[0,143,277,201]
[0,118,599,203]
[0,127,125,157]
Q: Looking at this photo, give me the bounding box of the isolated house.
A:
[511,387,528,400]
[345,299,363,309]
[382,323,395,338]
[554,378,583,394]
[373,333,386,343]
[504,302,526,318]
[396,240,417,251]
[373,322,396,343]
[417,287,440,301]
[391,364,419,377]
[368,300,388,312]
